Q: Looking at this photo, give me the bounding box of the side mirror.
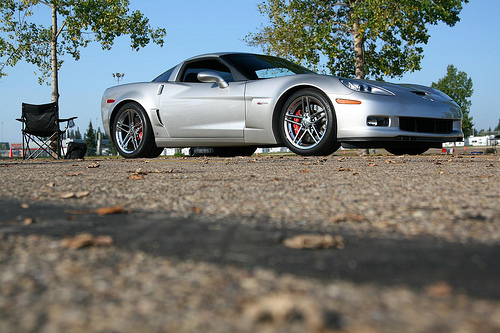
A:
[197,71,229,89]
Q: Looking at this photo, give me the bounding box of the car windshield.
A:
[222,54,314,80]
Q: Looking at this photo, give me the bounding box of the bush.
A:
[485,148,496,154]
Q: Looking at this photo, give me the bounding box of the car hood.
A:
[374,80,455,102]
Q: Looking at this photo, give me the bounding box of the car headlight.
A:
[340,78,394,96]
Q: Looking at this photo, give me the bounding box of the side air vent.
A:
[155,109,163,126]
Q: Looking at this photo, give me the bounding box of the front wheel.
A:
[112,103,160,158]
[279,89,339,156]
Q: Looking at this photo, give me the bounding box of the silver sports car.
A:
[101,52,463,158]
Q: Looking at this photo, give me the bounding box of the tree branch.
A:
[56,21,66,39]
[331,21,351,30]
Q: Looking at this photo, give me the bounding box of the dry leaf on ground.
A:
[61,233,114,249]
[132,168,148,175]
[283,234,344,250]
[75,191,90,198]
[128,168,147,180]
[191,206,203,214]
[87,162,100,168]
[331,213,367,223]
[94,206,130,215]
[242,293,324,332]
[23,217,35,225]
[59,191,90,199]
[424,281,453,298]
[66,171,84,177]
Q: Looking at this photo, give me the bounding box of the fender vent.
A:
[155,109,163,126]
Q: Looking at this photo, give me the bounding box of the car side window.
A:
[152,66,176,82]
[180,59,234,83]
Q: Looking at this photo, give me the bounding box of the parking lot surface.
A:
[1,154,499,332]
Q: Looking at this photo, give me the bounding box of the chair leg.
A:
[56,134,62,159]
[22,132,60,160]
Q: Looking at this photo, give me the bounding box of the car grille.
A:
[399,117,454,134]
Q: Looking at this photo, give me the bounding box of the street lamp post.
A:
[112,73,125,85]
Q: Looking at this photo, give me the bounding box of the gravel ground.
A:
[1,154,499,243]
[0,153,499,332]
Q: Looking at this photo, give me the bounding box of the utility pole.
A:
[112,73,125,85]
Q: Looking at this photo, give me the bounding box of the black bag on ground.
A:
[65,142,87,159]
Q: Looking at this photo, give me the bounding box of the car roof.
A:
[184,52,257,61]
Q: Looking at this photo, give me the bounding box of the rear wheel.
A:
[279,89,339,156]
[112,103,160,158]
[385,147,429,155]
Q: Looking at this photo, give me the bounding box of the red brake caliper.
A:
[293,109,301,135]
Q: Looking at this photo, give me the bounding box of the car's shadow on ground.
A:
[1,199,499,300]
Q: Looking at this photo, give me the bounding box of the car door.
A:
[158,58,246,138]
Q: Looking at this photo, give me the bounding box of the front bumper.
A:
[330,89,464,148]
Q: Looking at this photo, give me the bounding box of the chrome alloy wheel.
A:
[283,95,328,150]
[115,108,144,154]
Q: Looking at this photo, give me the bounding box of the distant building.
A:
[466,135,497,146]
[443,141,464,147]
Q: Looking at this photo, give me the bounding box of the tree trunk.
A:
[350,11,368,154]
[352,18,365,80]
[50,4,59,104]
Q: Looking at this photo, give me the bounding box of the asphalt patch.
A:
[1,199,499,299]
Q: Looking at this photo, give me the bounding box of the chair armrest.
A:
[58,116,78,122]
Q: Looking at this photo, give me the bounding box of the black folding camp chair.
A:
[16,102,77,159]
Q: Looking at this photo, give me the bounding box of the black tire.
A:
[279,89,338,156]
[385,147,429,155]
[213,146,257,157]
[143,147,164,158]
[112,102,160,158]
[319,141,342,155]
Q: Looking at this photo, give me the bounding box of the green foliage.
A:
[74,127,82,140]
[431,65,474,137]
[485,148,495,154]
[495,119,500,132]
[247,0,468,79]
[0,0,166,84]
[84,119,96,156]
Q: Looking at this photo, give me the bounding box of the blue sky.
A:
[1,0,498,143]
